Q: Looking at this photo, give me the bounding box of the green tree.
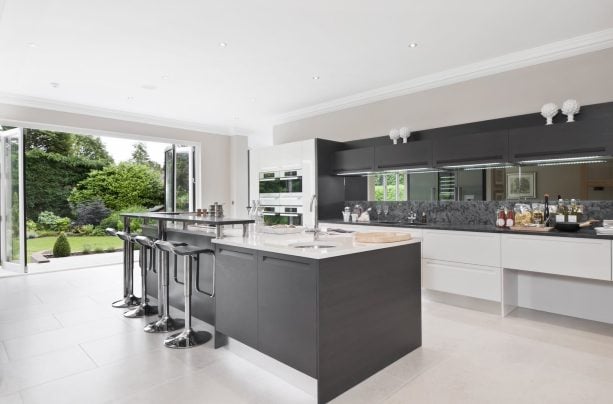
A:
[25,129,73,154]
[52,233,71,257]
[130,142,161,171]
[25,149,108,219]
[72,135,114,164]
[69,162,164,210]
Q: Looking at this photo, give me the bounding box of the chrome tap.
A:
[308,194,324,240]
[407,211,417,224]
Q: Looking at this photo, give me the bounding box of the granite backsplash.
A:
[341,200,613,226]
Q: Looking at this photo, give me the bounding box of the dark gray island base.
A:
[215,241,422,403]
[141,224,421,403]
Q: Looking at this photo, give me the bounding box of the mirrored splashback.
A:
[352,160,613,202]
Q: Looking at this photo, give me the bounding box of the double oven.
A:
[258,169,303,225]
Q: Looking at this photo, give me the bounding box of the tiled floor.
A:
[2,265,613,404]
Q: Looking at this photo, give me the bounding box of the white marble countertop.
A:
[210,228,421,260]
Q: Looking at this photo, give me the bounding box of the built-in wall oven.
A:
[258,169,303,206]
[259,171,281,206]
[261,206,303,226]
[278,169,303,206]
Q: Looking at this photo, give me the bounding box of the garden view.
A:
[24,129,165,262]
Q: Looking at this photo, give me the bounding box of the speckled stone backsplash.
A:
[344,200,613,226]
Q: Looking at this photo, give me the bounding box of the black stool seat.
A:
[105,228,117,236]
[115,231,139,243]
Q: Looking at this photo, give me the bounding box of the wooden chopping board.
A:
[355,232,412,243]
[509,226,554,232]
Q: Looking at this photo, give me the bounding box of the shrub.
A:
[27,231,39,239]
[94,246,105,254]
[68,162,164,211]
[82,245,92,255]
[72,224,95,236]
[75,200,110,226]
[90,226,108,236]
[105,246,117,252]
[26,219,38,232]
[52,233,71,257]
[99,206,147,233]
[37,211,71,232]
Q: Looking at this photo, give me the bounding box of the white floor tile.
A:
[0,346,96,396]
[0,314,63,341]
[0,291,41,312]
[0,341,9,364]
[0,393,23,404]
[3,317,141,361]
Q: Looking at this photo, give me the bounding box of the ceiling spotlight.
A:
[27,42,37,48]
[141,84,157,90]
[408,42,418,48]
[127,96,134,101]
[161,75,169,80]
[312,75,320,80]
[219,42,228,47]
[50,82,59,88]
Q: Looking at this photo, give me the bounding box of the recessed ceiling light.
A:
[27,42,37,48]
[161,75,169,80]
[249,97,256,102]
[50,82,59,88]
[127,96,134,101]
[233,116,240,120]
[219,42,228,47]
[312,75,320,80]
[408,42,418,48]
[141,84,157,90]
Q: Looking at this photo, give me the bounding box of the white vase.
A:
[540,103,558,125]
[562,99,580,123]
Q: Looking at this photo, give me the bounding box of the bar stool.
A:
[123,236,159,318]
[143,240,187,333]
[156,241,215,349]
[106,228,141,308]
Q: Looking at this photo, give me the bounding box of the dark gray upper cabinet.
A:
[374,140,432,170]
[215,245,259,348]
[331,147,375,173]
[258,252,317,378]
[509,119,613,162]
[433,129,509,167]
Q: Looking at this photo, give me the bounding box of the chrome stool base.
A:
[144,316,185,333]
[112,294,141,308]
[123,304,158,318]
[164,328,212,349]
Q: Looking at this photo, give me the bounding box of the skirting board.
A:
[224,337,317,398]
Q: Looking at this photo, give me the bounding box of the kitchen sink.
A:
[290,242,337,249]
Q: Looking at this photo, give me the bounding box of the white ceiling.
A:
[0,0,612,145]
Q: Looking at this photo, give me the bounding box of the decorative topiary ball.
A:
[540,103,558,125]
[53,232,71,257]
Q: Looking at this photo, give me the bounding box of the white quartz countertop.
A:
[210,228,421,260]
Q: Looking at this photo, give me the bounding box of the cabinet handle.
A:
[219,248,255,260]
[262,255,309,268]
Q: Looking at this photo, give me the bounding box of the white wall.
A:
[0,103,248,210]
[273,48,613,144]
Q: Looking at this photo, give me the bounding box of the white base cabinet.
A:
[501,235,612,281]
[423,259,501,302]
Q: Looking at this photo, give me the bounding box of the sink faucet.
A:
[407,211,417,224]
[309,194,323,240]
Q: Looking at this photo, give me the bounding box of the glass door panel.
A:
[163,145,195,212]
[0,127,26,272]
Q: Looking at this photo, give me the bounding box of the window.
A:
[371,173,407,201]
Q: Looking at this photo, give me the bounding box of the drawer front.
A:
[423,230,500,267]
[501,235,612,281]
[423,259,501,302]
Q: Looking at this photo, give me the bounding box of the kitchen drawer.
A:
[422,230,500,267]
[501,235,612,281]
[423,259,501,302]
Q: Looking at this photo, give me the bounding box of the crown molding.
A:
[273,28,613,125]
[0,92,251,137]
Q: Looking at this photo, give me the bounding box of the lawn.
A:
[27,235,123,257]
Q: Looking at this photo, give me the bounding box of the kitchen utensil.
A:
[555,222,580,232]
[509,226,554,232]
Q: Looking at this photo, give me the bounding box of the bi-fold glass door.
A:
[164,145,196,212]
[0,127,26,272]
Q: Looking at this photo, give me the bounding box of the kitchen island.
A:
[128,213,422,404]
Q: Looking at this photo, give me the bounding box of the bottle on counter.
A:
[496,207,506,228]
[421,212,427,224]
[556,198,567,223]
[505,208,515,228]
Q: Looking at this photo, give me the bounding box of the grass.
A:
[27,235,123,257]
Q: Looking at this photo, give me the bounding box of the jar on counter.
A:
[505,209,515,228]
